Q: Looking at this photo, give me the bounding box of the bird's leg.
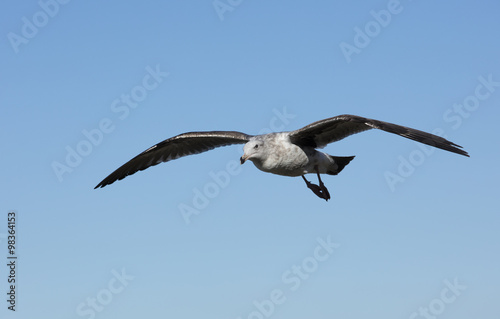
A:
[302,176,324,199]
[302,172,330,201]
[316,170,331,201]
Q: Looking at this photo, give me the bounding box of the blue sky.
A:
[1,1,499,318]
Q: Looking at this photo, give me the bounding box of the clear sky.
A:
[1,1,499,318]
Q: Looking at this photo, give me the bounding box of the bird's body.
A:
[242,133,350,177]
[245,133,309,176]
[95,114,469,200]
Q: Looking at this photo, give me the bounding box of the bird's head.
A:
[240,139,265,165]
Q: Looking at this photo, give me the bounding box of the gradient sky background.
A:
[1,1,499,318]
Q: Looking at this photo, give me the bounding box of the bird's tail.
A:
[326,155,355,175]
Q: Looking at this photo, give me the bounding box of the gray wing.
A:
[95,131,251,188]
[289,114,469,157]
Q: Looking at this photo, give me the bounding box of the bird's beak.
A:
[240,155,247,164]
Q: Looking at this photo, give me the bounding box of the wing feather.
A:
[289,114,469,157]
[95,131,251,188]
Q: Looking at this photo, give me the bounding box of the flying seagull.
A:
[95,114,469,200]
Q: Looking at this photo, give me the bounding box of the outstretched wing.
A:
[289,114,469,156]
[95,131,251,188]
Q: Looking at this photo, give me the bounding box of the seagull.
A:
[95,114,469,200]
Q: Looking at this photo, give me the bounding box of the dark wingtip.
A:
[94,180,109,189]
[450,143,470,157]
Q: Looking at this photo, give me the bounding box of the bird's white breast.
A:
[255,133,310,176]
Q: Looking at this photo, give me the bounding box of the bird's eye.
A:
[254,144,259,149]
